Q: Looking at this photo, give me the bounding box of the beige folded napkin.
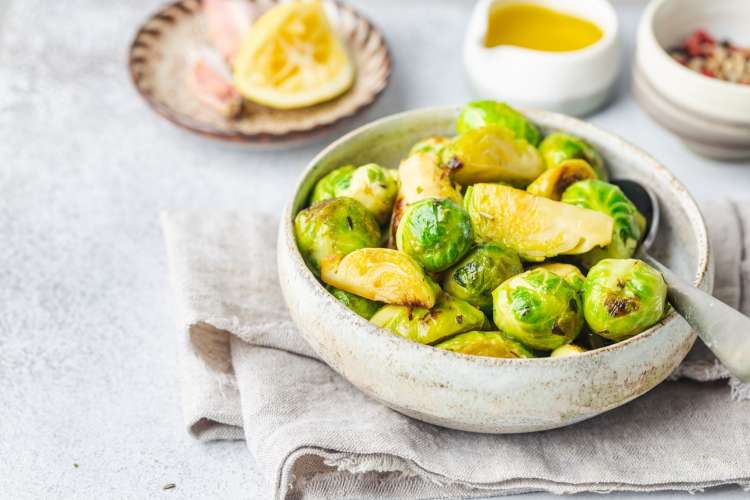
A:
[161,201,750,500]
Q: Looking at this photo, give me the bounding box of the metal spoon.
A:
[612,179,750,382]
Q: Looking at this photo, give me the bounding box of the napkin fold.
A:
[162,201,750,500]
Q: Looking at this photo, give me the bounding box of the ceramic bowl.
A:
[463,0,620,117]
[633,0,750,160]
[277,107,713,434]
[128,0,390,147]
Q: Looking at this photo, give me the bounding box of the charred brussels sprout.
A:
[327,286,382,320]
[550,344,587,358]
[456,100,541,146]
[562,180,643,268]
[526,159,598,201]
[531,263,585,293]
[464,183,614,262]
[294,198,380,273]
[443,244,523,311]
[539,132,607,180]
[583,259,667,341]
[321,248,440,308]
[370,294,486,344]
[435,331,534,358]
[492,268,584,351]
[409,136,450,157]
[310,163,398,224]
[396,198,473,272]
[441,124,545,186]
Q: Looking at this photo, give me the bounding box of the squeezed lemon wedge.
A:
[232,0,354,109]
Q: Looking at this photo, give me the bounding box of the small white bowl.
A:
[463,0,620,116]
[633,0,750,160]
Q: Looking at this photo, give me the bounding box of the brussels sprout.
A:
[531,263,585,293]
[464,183,614,262]
[321,248,440,308]
[310,165,356,204]
[310,163,398,224]
[583,259,668,341]
[526,159,598,201]
[456,100,541,146]
[493,268,584,351]
[389,152,463,246]
[440,124,545,186]
[327,286,382,320]
[435,331,534,358]
[294,198,381,273]
[409,136,450,157]
[370,294,486,344]
[539,132,607,180]
[443,244,523,311]
[550,343,587,358]
[396,198,473,272]
[561,180,643,268]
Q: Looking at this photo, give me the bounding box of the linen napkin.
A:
[162,200,750,500]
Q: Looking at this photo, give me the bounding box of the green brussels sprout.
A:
[327,286,382,320]
[294,197,381,273]
[443,243,523,311]
[396,198,473,273]
[435,331,534,358]
[456,100,541,146]
[561,180,643,268]
[409,136,450,157]
[531,263,585,294]
[583,258,668,341]
[539,132,607,180]
[310,163,399,224]
[550,343,587,358]
[492,268,584,351]
[371,294,486,344]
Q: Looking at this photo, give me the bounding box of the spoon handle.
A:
[642,254,750,382]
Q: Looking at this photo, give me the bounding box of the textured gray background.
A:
[1,0,748,499]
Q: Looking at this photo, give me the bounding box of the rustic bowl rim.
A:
[281,106,711,366]
[127,0,392,144]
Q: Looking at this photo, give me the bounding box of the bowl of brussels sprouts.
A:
[278,101,712,433]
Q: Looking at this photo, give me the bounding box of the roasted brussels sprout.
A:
[456,100,541,146]
[409,136,450,157]
[583,259,667,341]
[294,198,381,273]
[443,243,523,311]
[396,198,473,272]
[440,124,545,186]
[492,268,584,350]
[327,286,382,320]
[310,163,399,224]
[389,152,463,246]
[561,180,643,268]
[435,331,534,358]
[321,248,440,308]
[550,344,587,358]
[531,263,585,293]
[370,294,485,344]
[464,183,614,262]
[526,159,598,201]
[539,132,607,180]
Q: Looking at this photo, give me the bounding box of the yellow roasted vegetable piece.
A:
[526,159,598,201]
[320,248,440,308]
[465,183,614,261]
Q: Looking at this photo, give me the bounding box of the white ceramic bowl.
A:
[633,0,750,160]
[277,107,712,433]
[463,0,620,116]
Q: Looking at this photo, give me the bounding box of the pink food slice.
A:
[203,0,256,63]
[188,49,243,118]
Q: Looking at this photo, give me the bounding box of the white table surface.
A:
[1,0,748,498]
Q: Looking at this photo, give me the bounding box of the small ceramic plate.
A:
[128,0,390,145]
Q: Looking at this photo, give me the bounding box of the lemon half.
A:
[233,0,355,109]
